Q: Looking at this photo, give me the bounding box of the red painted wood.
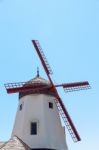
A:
[32,40,81,142]
[6,85,52,94]
[63,81,89,88]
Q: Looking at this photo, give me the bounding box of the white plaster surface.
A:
[12,94,68,150]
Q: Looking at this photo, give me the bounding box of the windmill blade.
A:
[4,82,52,94]
[32,40,81,142]
[32,40,53,76]
[54,98,81,142]
[62,81,91,93]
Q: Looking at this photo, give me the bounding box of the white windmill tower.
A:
[4,40,91,150]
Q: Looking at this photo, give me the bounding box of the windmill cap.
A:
[26,75,50,86]
[19,75,55,99]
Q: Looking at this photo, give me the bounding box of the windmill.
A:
[4,40,91,149]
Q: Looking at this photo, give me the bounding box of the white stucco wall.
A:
[12,94,68,150]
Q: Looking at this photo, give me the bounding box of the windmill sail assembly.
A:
[4,40,91,150]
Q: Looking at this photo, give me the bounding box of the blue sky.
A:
[0,0,99,149]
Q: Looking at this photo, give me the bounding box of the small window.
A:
[49,102,53,109]
[31,122,37,135]
[19,104,22,111]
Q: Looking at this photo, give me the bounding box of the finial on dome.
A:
[37,67,39,77]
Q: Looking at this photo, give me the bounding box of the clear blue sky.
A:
[0,0,99,149]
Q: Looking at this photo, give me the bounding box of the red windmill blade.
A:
[54,97,81,142]
[32,40,84,142]
[4,82,52,94]
[32,40,53,75]
[56,81,91,92]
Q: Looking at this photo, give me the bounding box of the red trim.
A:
[62,81,89,88]
[6,85,52,94]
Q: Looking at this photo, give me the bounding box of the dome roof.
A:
[19,74,55,99]
[26,76,50,86]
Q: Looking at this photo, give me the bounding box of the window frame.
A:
[30,122,37,135]
[49,102,53,109]
[19,104,23,111]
